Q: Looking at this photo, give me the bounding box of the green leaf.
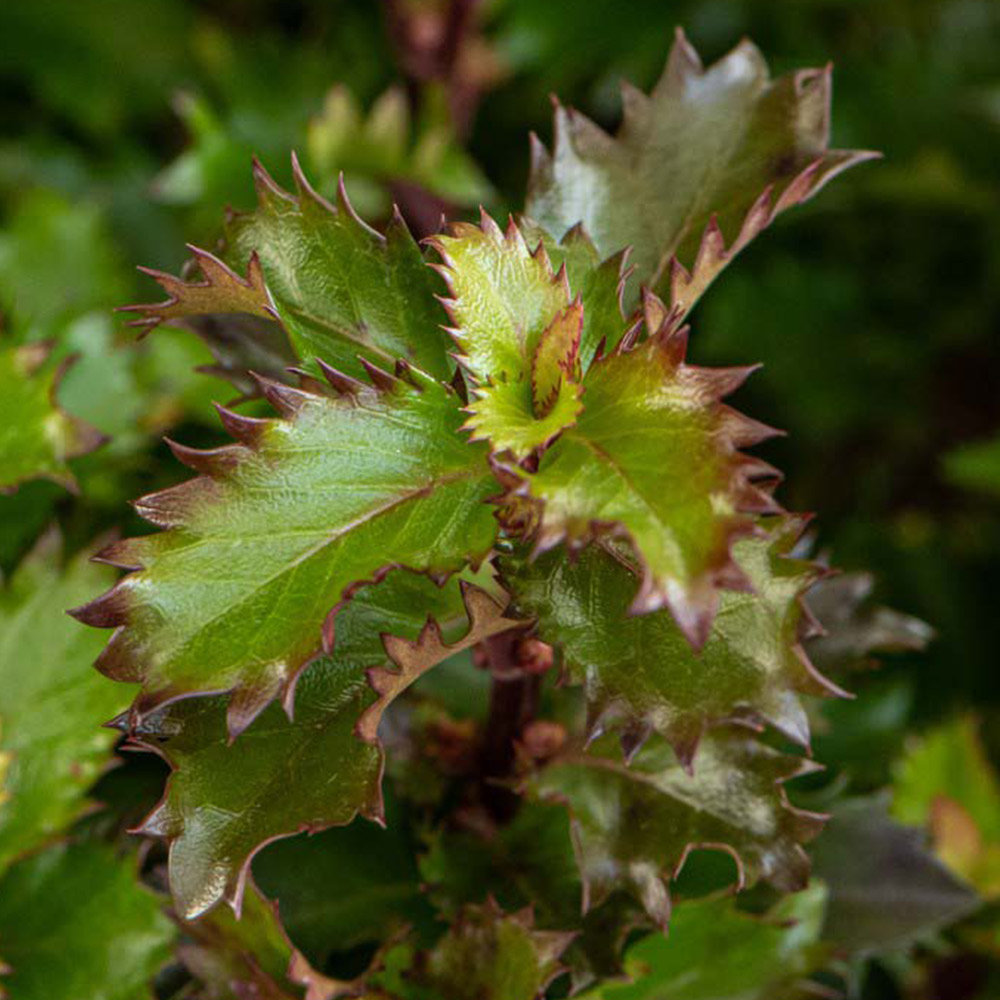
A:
[421,901,573,1000]
[177,878,304,1000]
[892,716,1000,896]
[0,842,174,1000]
[517,220,629,372]
[811,795,980,953]
[578,885,827,1000]
[0,341,104,493]
[502,518,842,767]
[526,733,823,928]
[73,366,498,737]
[0,531,127,874]
[431,215,585,457]
[497,310,779,646]
[127,159,454,383]
[121,573,515,918]
[527,29,876,310]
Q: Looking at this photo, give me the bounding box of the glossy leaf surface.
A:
[124,573,511,918]
[74,367,497,736]
[503,519,838,765]
[499,315,778,646]
[431,215,583,457]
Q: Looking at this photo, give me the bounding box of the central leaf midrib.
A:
[162,467,488,665]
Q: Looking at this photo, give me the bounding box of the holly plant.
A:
[0,29,979,1000]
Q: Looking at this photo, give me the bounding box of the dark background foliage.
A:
[1,1,999,997]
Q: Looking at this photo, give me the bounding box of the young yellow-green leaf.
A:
[125,158,454,383]
[123,573,512,919]
[517,220,630,372]
[892,716,1000,896]
[422,901,573,1000]
[0,531,128,874]
[578,885,827,1000]
[177,878,304,1000]
[0,843,175,1000]
[502,518,842,767]
[527,29,876,310]
[498,309,779,647]
[73,366,498,738]
[0,341,104,493]
[526,733,823,928]
[431,215,584,457]
[306,84,494,217]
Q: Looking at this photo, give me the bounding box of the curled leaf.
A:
[430,214,584,457]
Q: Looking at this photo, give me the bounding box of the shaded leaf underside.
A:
[527,28,876,312]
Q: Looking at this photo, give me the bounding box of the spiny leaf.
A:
[517,220,631,372]
[0,842,175,1000]
[525,733,824,928]
[430,214,585,457]
[227,158,454,380]
[497,302,780,647]
[812,794,980,953]
[0,340,104,493]
[0,530,128,874]
[121,245,275,334]
[421,900,574,1000]
[577,885,828,1000]
[356,581,522,743]
[125,157,454,384]
[502,518,844,768]
[73,366,497,738]
[121,573,506,919]
[527,28,876,309]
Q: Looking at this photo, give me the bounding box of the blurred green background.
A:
[1,0,999,995]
